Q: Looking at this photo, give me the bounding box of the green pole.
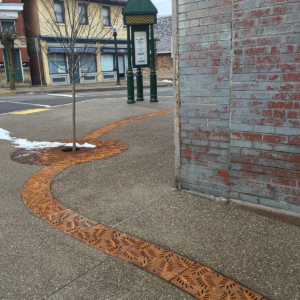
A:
[127,25,135,104]
[136,67,144,101]
[150,24,157,102]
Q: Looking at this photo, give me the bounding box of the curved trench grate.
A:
[14,110,269,300]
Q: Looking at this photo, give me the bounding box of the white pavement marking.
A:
[0,101,51,108]
[47,94,72,97]
[0,89,173,115]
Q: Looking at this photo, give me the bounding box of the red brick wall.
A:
[178,0,300,213]
[230,0,300,210]
[0,1,26,35]
[0,49,4,62]
[20,47,29,62]
[15,11,26,36]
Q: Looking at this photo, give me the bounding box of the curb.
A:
[183,189,300,228]
[13,83,173,95]
[0,91,16,95]
[229,199,300,228]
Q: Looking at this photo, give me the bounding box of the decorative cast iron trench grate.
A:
[12,109,270,300]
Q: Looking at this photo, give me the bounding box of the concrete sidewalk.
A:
[0,71,173,95]
[0,95,299,300]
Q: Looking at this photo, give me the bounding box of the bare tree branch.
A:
[25,0,123,151]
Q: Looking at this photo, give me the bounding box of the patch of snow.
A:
[162,79,173,83]
[64,142,96,148]
[0,128,96,150]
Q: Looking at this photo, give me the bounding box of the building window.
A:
[78,3,88,25]
[80,54,96,73]
[101,54,114,71]
[48,53,67,74]
[102,7,110,26]
[1,21,15,33]
[54,1,64,23]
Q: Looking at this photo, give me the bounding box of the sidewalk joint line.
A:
[43,259,110,299]
[110,192,175,229]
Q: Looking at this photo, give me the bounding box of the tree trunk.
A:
[72,56,76,151]
[6,44,15,91]
[72,77,76,151]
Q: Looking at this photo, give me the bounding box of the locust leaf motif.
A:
[175,275,196,290]
[237,287,260,300]
[158,260,175,275]
[220,291,237,300]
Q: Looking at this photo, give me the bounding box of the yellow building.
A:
[23,0,128,86]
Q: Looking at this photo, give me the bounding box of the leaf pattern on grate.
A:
[23,177,52,191]
[33,200,67,219]
[171,263,265,300]
[236,287,263,300]
[31,166,67,178]
[40,209,97,233]
[88,227,138,256]
[118,242,195,281]
[23,196,55,209]
[69,223,108,244]
[22,189,54,206]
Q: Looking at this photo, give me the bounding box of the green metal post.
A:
[150,24,157,102]
[136,67,144,101]
[126,26,135,104]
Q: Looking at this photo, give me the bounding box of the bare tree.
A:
[35,0,122,151]
[0,25,20,91]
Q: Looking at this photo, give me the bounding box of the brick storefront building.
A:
[0,0,31,86]
[173,0,300,214]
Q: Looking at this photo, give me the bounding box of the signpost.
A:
[122,0,158,104]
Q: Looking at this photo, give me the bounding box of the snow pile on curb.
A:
[162,79,173,83]
[0,128,96,150]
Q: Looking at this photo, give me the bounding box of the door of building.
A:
[118,55,125,79]
[3,49,23,82]
[68,56,80,84]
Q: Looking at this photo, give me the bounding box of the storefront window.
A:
[101,54,114,71]
[80,54,96,73]
[48,54,66,74]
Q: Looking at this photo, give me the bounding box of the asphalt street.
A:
[0,87,174,114]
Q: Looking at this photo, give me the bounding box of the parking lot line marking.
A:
[0,91,16,95]
[0,101,51,108]
[10,108,51,114]
[47,94,73,97]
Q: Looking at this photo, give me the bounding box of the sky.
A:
[151,0,172,17]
